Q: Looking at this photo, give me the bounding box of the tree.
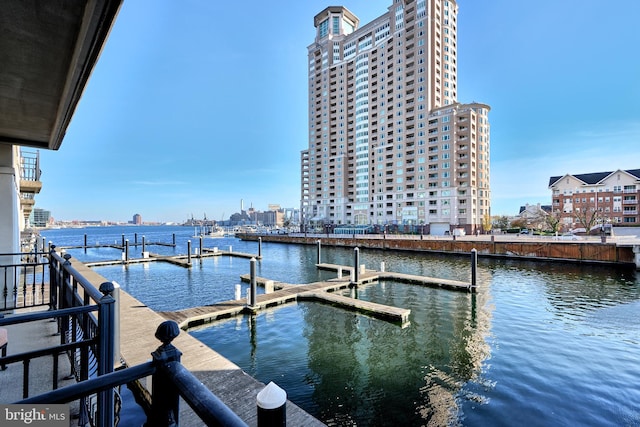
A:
[509,218,527,230]
[492,215,509,231]
[544,210,563,234]
[574,206,600,231]
[481,214,492,234]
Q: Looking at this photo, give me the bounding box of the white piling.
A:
[235,284,242,300]
[380,261,385,272]
[265,280,274,294]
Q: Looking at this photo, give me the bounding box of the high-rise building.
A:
[30,207,51,228]
[133,213,142,225]
[301,0,491,235]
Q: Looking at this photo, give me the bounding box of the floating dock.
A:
[160,262,472,330]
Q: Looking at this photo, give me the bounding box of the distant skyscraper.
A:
[301,0,491,235]
[133,213,142,225]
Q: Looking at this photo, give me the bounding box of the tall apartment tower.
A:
[301,0,491,235]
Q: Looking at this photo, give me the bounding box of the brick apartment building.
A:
[549,169,640,230]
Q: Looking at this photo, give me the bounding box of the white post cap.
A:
[256,381,287,409]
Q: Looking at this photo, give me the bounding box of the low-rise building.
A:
[549,169,640,230]
[517,203,552,230]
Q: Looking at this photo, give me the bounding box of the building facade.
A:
[549,169,640,229]
[301,0,490,235]
[31,207,51,228]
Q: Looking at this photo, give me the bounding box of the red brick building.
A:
[549,169,640,231]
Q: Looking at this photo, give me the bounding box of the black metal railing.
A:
[0,251,49,311]
[0,247,254,426]
[17,321,248,427]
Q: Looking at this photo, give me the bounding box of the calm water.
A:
[42,226,640,426]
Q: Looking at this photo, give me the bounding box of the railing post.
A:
[48,245,58,311]
[59,254,72,344]
[97,282,116,427]
[148,321,182,426]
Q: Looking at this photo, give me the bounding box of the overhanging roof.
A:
[0,0,123,150]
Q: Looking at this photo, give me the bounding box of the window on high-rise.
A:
[319,19,329,37]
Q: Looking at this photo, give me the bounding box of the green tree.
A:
[509,218,527,230]
[492,215,509,230]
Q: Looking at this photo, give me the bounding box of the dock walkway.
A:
[160,263,471,330]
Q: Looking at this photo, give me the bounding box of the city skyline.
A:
[35,0,640,223]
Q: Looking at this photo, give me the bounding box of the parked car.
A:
[520,229,529,234]
[555,232,582,241]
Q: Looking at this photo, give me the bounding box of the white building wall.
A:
[0,145,21,290]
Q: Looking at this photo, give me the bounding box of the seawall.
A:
[237,233,639,268]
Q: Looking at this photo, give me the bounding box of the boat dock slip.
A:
[378,272,470,291]
[161,263,471,331]
[299,291,411,326]
[316,263,354,275]
[83,250,261,269]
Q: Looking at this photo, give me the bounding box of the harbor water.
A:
[41,225,640,426]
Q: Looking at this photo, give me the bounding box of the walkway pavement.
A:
[0,308,80,422]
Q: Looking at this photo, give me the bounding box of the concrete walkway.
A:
[0,308,80,423]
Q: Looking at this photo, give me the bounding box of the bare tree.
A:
[544,210,563,234]
[573,205,600,231]
[492,215,509,230]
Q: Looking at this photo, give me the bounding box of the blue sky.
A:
[37,0,640,223]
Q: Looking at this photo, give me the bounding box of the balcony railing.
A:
[19,149,41,182]
[0,248,251,427]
